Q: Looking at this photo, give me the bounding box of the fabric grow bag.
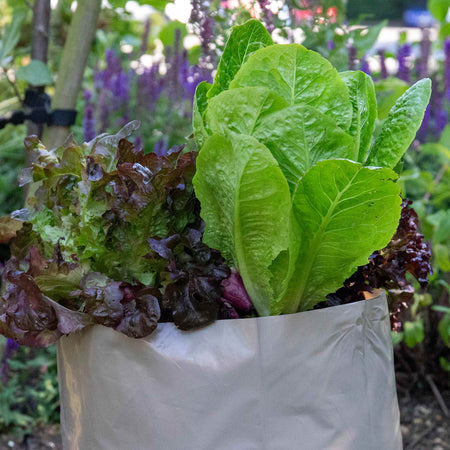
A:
[57,292,402,450]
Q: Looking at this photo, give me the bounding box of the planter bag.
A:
[57,292,402,450]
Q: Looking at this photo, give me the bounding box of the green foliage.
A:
[428,0,450,21]
[0,125,25,216]
[366,79,432,168]
[194,21,417,315]
[403,319,425,348]
[374,78,409,121]
[194,133,291,316]
[0,7,27,66]
[15,60,52,86]
[433,305,450,347]
[299,13,385,72]
[229,43,353,130]
[351,20,388,59]
[208,19,273,99]
[276,160,401,314]
[158,20,187,47]
[204,86,355,190]
[340,71,377,161]
[0,339,59,437]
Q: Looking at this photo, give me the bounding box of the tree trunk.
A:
[42,0,102,149]
[26,0,51,143]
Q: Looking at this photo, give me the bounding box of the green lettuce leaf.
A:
[192,81,211,149]
[366,78,432,168]
[273,159,402,314]
[229,44,353,130]
[207,19,273,99]
[193,133,291,316]
[340,71,377,162]
[205,87,355,190]
[205,86,288,136]
[253,105,356,190]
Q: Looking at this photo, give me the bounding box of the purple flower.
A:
[327,40,335,50]
[348,46,357,71]
[111,70,130,104]
[138,64,162,112]
[83,89,96,142]
[84,89,92,102]
[397,43,411,83]
[153,139,169,156]
[189,0,202,24]
[378,50,388,79]
[134,136,143,152]
[83,104,96,142]
[98,90,110,132]
[417,29,431,79]
[360,56,371,76]
[434,94,448,137]
[140,17,151,56]
[445,38,450,101]
[258,0,274,33]
[1,338,19,383]
[416,104,430,142]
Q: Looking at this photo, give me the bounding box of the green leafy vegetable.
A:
[207,19,273,99]
[192,20,430,315]
[272,160,402,314]
[192,81,211,149]
[193,133,291,316]
[229,44,353,130]
[340,71,377,162]
[0,123,231,346]
[205,87,355,189]
[366,79,432,168]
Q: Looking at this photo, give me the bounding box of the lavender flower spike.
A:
[0,338,19,383]
[434,94,448,138]
[360,56,371,76]
[416,104,431,142]
[445,38,450,101]
[378,50,388,79]
[83,89,96,142]
[397,43,411,83]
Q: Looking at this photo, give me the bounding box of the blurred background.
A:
[0,0,449,448]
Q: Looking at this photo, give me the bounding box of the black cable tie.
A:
[48,109,77,127]
[24,89,51,109]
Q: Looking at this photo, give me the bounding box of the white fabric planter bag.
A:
[57,292,402,450]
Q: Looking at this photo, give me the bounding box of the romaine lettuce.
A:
[193,19,431,315]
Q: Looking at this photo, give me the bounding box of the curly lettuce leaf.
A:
[193,134,291,316]
[20,136,197,286]
[207,19,273,99]
[229,44,353,130]
[0,244,161,346]
[340,71,377,162]
[272,159,402,314]
[366,78,432,168]
[0,217,23,244]
[2,131,204,344]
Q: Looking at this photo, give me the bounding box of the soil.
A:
[0,391,448,449]
[0,426,62,450]
[399,390,450,450]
